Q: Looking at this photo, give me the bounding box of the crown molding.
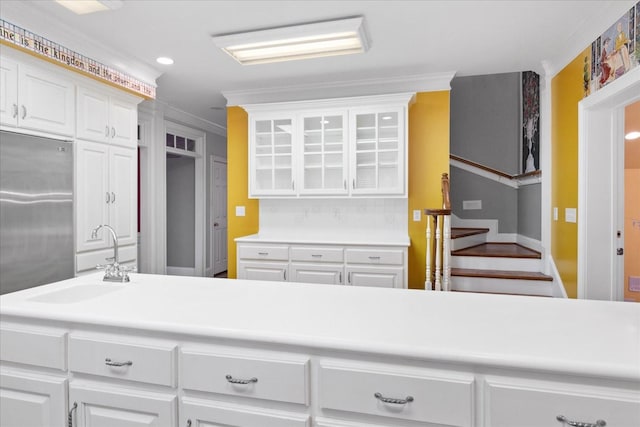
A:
[223,71,456,106]
[140,100,227,137]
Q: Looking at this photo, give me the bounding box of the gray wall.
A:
[451,168,517,233]
[166,155,195,268]
[517,183,541,240]
[451,73,521,175]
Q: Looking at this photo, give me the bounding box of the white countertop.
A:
[235,232,410,246]
[2,273,639,381]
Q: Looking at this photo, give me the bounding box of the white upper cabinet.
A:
[77,85,138,148]
[245,93,413,198]
[249,114,296,196]
[0,56,74,136]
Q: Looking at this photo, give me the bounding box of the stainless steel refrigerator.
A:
[0,130,74,294]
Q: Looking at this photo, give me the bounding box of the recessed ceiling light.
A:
[212,17,369,65]
[55,0,122,15]
[156,57,174,65]
[625,131,640,140]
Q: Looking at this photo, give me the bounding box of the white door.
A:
[110,146,137,247]
[69,383,175,427]
[346,266,404,288]
[290,263,343,285]
[0,57,18,127]
[213,158,227,275]
[237,261,288,282]
[0,371,67,427]
[181,399,309,427]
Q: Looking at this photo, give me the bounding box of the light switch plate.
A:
[565,208,577,223]
[413,210,421,221]
[235,206,245,217]
[553,207,558,221]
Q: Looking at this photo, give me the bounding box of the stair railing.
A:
[424,173,452,291]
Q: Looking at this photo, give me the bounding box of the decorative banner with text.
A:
[0,19,156,99]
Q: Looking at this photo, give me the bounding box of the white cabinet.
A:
[249,114,296,197]
[69,382,176,427]
[181,398,310,427]
[245,93,413,198]
[75,140,137,256]
[0,56,74,135]
[236,241,407,288]
[77,85,138,148]
[0,370,68,427]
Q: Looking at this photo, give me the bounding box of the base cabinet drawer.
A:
[319,361,474,426]
[0,326,67,370]
[181,398,310,427]
[181,349,310,405]
[69,382,176,427]
[238,245,289,261]
[69,335,177,387]
[484,376,640,427]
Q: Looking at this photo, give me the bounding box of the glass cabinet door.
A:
[350,108,404,195]
[251,117,294,195]
[301,113,347,194]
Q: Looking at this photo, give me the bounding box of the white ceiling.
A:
[1,0,636,131]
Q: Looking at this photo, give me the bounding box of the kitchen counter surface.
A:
[235,232,410,246]
[1,273,639,382]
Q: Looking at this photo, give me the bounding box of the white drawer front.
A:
[484,376,640,427]
[181,350,309,405]
[0,327,66,370]
[345,249,403,265]
[290,246,343,263]
[238,245,289,261]
[181,398,310,427]
[69,335,176,387]
[319,362,474,426]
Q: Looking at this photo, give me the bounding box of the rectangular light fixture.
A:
[212,17,369,65]
[55,0,123,15]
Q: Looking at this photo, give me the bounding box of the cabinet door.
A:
[290,263,343,285]
[77,86,110,143]
[0,370,67,427]
[350,108,405,195]
[345,266,404,288]
[109,146,137,247]
[250,116,295,197]
[237,261,288,282]
[109,97,138,148]
[300,113,348,195]
[76,140,110,252]
[0,57,18,127]
[69,382,176,427]
[181,398,310,427]
[18,64,74,136]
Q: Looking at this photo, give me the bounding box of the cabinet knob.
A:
[556,415,606,427]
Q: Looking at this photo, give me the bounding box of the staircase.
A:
[449,227,553,296]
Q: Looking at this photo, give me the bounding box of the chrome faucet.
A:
[91,224,134,282]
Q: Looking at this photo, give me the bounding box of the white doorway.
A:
[578,67,640,301]
[165,122,206,276]
[211,156,228,275]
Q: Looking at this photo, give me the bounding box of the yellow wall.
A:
[408,91,451,289]
[551,47,590,298]
[226,92,450,285]
[226,106,259,279]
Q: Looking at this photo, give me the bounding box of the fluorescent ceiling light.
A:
[625,131,640,140]
[55,0,123,15]
[212,17,369,65]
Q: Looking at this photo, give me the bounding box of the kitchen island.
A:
[1,273,639,427]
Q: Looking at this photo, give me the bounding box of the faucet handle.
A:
[120,265,137,273]
[105,256,115,263]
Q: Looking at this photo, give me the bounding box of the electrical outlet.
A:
[413,210,421,222]
[463,200,482,210]
[565,208,577,223]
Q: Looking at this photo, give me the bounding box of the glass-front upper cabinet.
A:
[300,112,348,195]
[250,116,295,197]
[350,107,405,195]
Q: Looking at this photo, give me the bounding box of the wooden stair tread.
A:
[452,290,551,297]
[451,242,541,258]
[452,268,553,281]
[451,227,490,239]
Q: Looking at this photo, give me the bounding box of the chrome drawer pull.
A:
[311,254,323,258]
[68,402,77,427]
[374,392,414,405]
[369,256,381,260]
[226,374,258,385]
[556,415,606,427]
[105,358,133,367]
[258,252,269,256]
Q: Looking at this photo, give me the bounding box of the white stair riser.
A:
[451,276,554,297]
[451,234,487,251]
[451,256,542,272]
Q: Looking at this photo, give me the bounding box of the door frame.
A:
[210,155,228,276]
[165,121,206,276]
[578,66,640,300]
